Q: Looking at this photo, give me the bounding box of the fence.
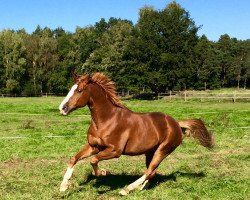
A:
[1,91,250,102]
[157,91,250,102]
[0,93,65,97]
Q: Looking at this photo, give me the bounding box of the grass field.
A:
[0,97,249,199]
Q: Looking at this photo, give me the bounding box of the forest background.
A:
[0,2,249,96]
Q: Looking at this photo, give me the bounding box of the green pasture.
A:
[0,97,249,199]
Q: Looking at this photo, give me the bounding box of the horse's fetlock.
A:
[90,157,98,166]
[69,158,76,166]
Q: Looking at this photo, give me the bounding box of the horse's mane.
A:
[91,73,124,108]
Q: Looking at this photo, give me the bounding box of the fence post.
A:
[170,91,172,100]
[184,90,187,102]
[233,91,236,102]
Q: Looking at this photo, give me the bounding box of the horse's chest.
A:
[88,132,105,148]
[88,121,116,148]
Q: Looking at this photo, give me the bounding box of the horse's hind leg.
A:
[146,151,154,169]
[119,150,165,195]
[60,144,98,192]
[120,142,179,195]
[139,151,155,189]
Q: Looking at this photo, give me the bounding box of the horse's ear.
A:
[87,74,92,83]
[72,73,79,83]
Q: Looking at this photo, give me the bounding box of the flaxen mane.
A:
[91,73,124,108]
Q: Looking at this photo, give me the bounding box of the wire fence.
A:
[0,93,65,97]
[1,126,249,140]
[1,108,249,140]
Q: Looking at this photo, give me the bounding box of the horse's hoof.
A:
[101,169,111,176]
[92,169,111,177]
[119,189,129,196]
[60,182,68,192]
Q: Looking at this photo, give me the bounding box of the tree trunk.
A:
[33,60,37,96]
[243,77,247,89]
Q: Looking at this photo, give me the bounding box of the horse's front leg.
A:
[90,146,121,177]
[60,144,99,192]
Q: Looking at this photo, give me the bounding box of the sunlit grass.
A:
[0,97,249,199]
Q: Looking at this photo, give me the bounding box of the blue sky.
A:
[0,0,249,41]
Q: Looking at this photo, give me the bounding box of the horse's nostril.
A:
[63,106,67,111]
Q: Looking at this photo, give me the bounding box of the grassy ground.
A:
[0,97,249,199]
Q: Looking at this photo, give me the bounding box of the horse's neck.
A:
[88,84,116,126]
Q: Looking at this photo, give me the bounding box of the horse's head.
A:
[59,74,91,115]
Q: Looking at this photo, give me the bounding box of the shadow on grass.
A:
[61,171,205,197]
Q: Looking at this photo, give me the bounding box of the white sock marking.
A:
[140,179,149,190]
[127,175,146,191]
[60,167,74,191]
[59,84,78,114]
[63,167,74,181]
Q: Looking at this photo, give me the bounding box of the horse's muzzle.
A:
[59,103,69,115]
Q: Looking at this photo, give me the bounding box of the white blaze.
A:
[59,84,78,114]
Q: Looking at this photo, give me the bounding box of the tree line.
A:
[0,2,249,95]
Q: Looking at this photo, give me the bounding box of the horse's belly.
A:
[122,133,159,155]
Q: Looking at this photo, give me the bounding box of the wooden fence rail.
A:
[157,91,250,102]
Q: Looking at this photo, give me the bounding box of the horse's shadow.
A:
[65,171,205,195]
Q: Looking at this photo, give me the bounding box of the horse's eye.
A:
[77,89,82,93]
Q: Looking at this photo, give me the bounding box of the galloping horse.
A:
[59,72,214,195]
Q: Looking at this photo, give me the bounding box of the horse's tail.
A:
[178,119,214,149]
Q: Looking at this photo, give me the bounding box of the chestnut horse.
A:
[59,72,214,195]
